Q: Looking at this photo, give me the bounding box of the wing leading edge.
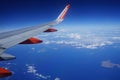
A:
[0,4,70,61]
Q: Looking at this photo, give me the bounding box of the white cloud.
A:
[31,47,35,50]
[101,60,120,68]
[36,28,120,49]
[40,34,113,49]
[35,73,51,79]
[55,77,61,80]
[26,64,61,80]
[67,33,81,39]
[112,37,120,40]
[27,65,36,73]
[26,64,51,79]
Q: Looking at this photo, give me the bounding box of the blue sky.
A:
[0,0,120,31]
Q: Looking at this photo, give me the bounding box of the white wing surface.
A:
[0,4,70,61]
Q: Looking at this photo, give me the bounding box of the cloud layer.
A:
[36,28,120,49]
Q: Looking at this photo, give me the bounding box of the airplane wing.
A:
[0,4,70,61]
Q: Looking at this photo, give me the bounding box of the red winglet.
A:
[57,4,70,20]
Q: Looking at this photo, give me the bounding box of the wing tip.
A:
[66,4,70,8]
[56,4,70,22]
